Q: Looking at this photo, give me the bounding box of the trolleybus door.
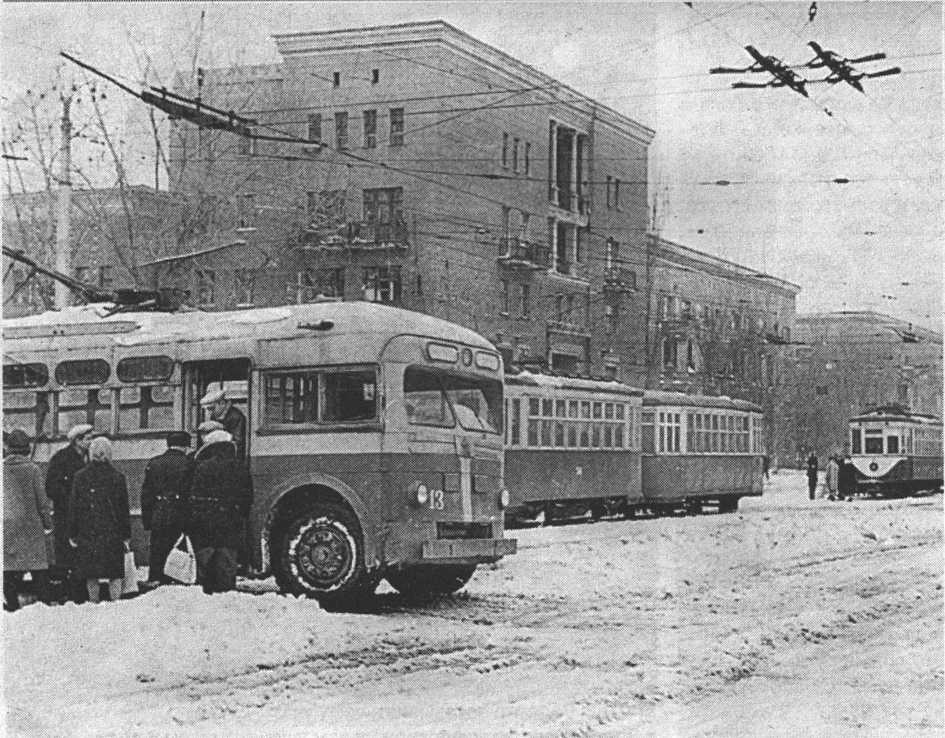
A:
[182,358,252,457]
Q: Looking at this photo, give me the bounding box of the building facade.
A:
[779,311,943,465]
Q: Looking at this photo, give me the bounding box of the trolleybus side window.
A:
[2,390,52,438]
[58,388,112,432]
[3,362,49,388]
[264,371,318,425]
[322,369,377,423]
[864,429,883,454]
[117,385,176,432]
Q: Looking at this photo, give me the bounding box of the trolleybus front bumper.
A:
[421,537,517,563]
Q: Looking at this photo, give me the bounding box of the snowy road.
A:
[5,471,943,736]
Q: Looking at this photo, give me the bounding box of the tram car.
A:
[503,372,643,524]
[848,405,943,497]
[640,391,765,513]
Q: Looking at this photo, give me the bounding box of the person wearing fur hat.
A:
[3,429,53,611]
[187,429,253,593]
[199,388,246,458]
[68,437,131,603]
[141,431,195,585]
[45,423,93,601]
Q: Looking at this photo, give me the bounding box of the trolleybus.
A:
[2,301,516,604]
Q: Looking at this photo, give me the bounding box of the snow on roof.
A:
[2,302,496,351]
[507,370,642,396]
[643,389,762,413]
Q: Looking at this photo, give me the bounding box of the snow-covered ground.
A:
[4,471,942,736]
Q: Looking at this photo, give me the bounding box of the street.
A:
[5,471,942,736]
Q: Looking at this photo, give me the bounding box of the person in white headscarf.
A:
[68,437,131,603]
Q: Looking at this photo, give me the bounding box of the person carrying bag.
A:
[163,533,197,585]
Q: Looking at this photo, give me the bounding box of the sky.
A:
[1,1,941,328]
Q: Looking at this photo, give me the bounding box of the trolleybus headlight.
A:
[414,483,429,506]
[499,488,510,509]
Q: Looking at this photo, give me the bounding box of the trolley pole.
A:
[54,93,72,309]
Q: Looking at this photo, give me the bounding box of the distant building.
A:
[780,311,943,465]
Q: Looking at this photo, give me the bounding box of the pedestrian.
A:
[68,437,131,603]
[762,454,770,480]
[44,423,93,602]
[141,431,195,585]
[806,453,818,500]
[825,455,840,500]
[838,457,857,501]
[199,388,247,458]
[187,429,253,594]
[3,429,53,612]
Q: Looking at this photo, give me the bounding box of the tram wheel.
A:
[718,496,739,514]
[386,565,476,600]
[274,501,372,607]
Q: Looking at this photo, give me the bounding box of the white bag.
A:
[122,550,140,595]
[163,534,197,585]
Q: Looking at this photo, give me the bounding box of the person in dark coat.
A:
[200,389,247,458]
[838,457,857,501]
[187,430,253,594]
[806,453,819,500]
[3,429,53,611]
[141,431,195,585]
[45,423,92,598]
[68,437,131,603]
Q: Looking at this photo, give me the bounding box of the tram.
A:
[641,391,765,513]
[848,405,943,497]
[2,301,516,604]
[503,372,643,523]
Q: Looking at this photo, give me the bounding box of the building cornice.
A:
[273,20,655,147]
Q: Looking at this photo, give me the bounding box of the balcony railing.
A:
[302,219,408,250]
[497,237,549,270]
[551,259,588,282]
[603,266,637,292]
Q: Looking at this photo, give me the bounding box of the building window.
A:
[389,108,404,146]
[605,238,617,270]
[362,187,404,239]
[605,304,618,333]
[614,178,621,210]
[307,113,322,143]
[518,283,530,318]
[363,109,377,149]
[662,337,677,369]
[333,71,340,88]
[512,137,519,173]
[606,176,612,208]
[195,269,215,306]
[686,340,696,370]
[238,193,255,228]
[502,133,509,168]
[235,268,255,306]
[555,294,564,322]
[307,189,346,226]
[500,279,510,315]
[298,267,345,303]
[335,112,348,150]
[524,142,531,175]
[363,266,401,304]
[372,69,379,84]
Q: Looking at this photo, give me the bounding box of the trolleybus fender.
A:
[257,471,379,574]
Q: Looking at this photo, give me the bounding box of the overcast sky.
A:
[2,2,941,327]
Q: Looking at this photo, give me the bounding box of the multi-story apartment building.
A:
[162,20,655,380]
[778,311,943,465]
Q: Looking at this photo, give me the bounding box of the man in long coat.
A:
[200,389,247,458]
[3,429,53,611]
[141,431,195,585]
[806,453,819,501]
[44,423,92,601]
[187,430,253,593]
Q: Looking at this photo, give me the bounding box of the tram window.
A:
[323,370,377,423]
[57,388,111,432]
[55,359,110,386]
[615,423,624,448]
[554,421,565,447]
[850,429,862,454]
[529,398,541,417]
[605,403,614,420]
[615,404,625,420]
[117,356,173,383]
[3,363,48,388]
[567,422,577,447]
[568,401,579,419]
[579,421,590,448]
[592,402,602,419]
[542,399,553,417]
[510,398,521,445]
[886,436,899,454]
[117,385,176,432]
[2,391,52,438]
[641,411,655,454]
[541,419,552,446]
[604,424,613,448]
[864,432,883,454]
[580,401,591,419]
[555,399,566,418]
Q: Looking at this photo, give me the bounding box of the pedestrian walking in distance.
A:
[825,455,840,500]
[68,437,131,603]
[3,429,53,611]
[45,423,92,601]
[199,388,247,458]
[141,431,195,585]
[806,453,819,501]
[187,430,253,594]
[838,456,857,501]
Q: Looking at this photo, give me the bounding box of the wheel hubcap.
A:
[295,521,353,589]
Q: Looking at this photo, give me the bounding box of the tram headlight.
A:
[413,483,429,506]
[499,488,510,509]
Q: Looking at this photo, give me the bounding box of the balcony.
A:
[549,259,589,283]
[547,319,591,337]
[603,266,637,292]
[497,237,550,270]
[301,220,408,251]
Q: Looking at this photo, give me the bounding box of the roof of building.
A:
[271,20,655,145]
[795,311,942,344]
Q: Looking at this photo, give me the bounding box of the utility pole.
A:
[54,93,72,309]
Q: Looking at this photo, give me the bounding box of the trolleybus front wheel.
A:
[386,564,476,600]
[274,501,372,607]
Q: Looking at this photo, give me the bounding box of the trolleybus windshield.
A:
[404,366,501,434]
